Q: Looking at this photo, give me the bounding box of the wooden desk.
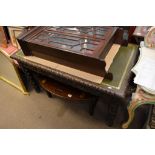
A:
[11,44,138,126]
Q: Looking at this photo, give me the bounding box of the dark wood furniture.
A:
[11,43,138,126]
[39,78,97,115]
[17,27,127,79]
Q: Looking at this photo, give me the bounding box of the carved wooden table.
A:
[11,44,138,127]
[122,86,155,129]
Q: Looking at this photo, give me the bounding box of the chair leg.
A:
[46,91,52,98]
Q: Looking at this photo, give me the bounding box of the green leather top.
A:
[102,44,138,89]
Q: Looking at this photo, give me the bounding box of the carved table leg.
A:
[122,89,155,129]
[122,100,155,128]
[46,91,53,98]
[89,97,98,116]
[107,102,119,126]
[30,72,41,93]
[19,63,41,93]
[122,100,140,129]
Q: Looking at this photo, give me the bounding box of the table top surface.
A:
[11,43,138,99]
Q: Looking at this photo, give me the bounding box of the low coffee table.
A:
[39,78,97,115]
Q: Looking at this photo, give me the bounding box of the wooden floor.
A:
[0,80,111,129]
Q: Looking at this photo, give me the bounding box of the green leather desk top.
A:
[12,44,138,98]
[102,44,138,89]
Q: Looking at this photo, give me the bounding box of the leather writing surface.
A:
[102,44,138,89]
